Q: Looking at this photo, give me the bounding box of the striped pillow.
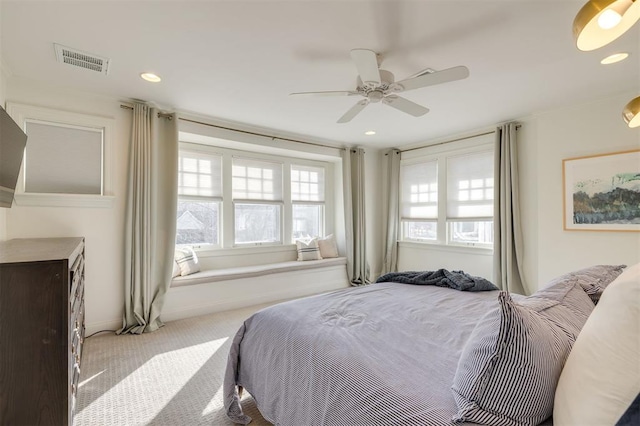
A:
[174,247,200,276]
[452,292,572,426]
[544,264,626,304]
[296,239,322,261]
[520,277,594,338]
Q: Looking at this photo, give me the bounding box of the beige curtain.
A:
[381,149,401,275]
[119,103,178,334]
[342,147,371,285]
[494,123,527,294]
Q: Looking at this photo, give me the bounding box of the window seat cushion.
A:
[171,257,347,287]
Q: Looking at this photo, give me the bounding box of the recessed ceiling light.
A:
[140,72,161,83]
[601,52,629,64]
[364,130,376,136]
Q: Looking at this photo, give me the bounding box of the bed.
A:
[223,265,630,426]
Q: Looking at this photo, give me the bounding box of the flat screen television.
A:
[0,105,27,208]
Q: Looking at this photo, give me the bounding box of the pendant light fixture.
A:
[574,1,640,128]
[573,0,640,51]
[622,96,640,127]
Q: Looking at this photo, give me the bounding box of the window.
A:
[400,143,494,248]
[291,165,325,241]
[177,143,333,250]
[446,151,494,247]
[177,151,222,246]
[401,160,438,241]
[6,102,114,207]
[232,157,283,245]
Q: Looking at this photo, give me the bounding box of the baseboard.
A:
[85,318,122,336]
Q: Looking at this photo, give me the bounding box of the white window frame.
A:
[232,155,284,247]
[179,142,334,252]
[400,135,494,250]
[6,102,114,208]
[291,163,326,242]
[177,147,223,248]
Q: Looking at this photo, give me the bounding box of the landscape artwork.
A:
[563,150,640,231]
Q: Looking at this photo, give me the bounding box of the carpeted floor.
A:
[75,303,275,426]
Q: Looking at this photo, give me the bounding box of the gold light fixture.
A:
[574,0,640,51]
[622,96,640,127]
[574,1,640,128]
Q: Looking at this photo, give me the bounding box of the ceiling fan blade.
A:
[350,49,381,87]
[382,95,429,117]
[394,65,469,92]
[290,90,360,97]
[337,99,369,123]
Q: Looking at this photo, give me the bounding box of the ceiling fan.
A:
[290,49,469,123]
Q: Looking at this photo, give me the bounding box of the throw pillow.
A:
[172,260,181,278]
[317,234,339,258]
[544,264,626,304]
[452,292,572,426]
[553,263,640,426]
[519,277,594,339]
[174,247,200,276]
[296,239,322,261]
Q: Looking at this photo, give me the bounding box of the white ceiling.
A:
[1,0,639,149]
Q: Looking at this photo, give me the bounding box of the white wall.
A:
[4,77,352,333]
[391,92,640,294]
[519,91,640,290]
[5,77,130,333]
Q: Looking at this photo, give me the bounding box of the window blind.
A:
[178,152,222,198]
[401,160,438,219]
[291,165,324,202]
[446,151,494,219]
[232,157,283,201]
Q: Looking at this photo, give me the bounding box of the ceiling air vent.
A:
[54,43,110,75]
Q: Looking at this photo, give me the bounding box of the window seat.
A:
[171,257,347,288]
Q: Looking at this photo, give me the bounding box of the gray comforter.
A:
[224,283,550,425]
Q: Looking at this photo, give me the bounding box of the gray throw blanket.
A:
[376,269,498,292]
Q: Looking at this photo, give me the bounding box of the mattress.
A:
[224,282,551,425]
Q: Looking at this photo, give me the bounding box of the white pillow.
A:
[172,260,181,278]
[296,239,322,261]
[317,234,339,258]
[174,247,200,276]
[553,262,640,426]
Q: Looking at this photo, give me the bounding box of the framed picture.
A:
[563,149,640,232]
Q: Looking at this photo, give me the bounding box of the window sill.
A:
[398,241,494,256]
[171,257,347,287]
[194,243,297,257]
[14,193,115,208]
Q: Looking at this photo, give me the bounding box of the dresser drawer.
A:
[69,254,84,305]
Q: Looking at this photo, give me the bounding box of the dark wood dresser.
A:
[0,237,85,426]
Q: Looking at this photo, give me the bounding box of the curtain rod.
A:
[120,104,343,151]
[399,124,521,153]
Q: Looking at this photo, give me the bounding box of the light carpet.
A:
[75,303,275,426]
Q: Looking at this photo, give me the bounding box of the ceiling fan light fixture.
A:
[574,0,640,51]
[364,130,376,136]
[622,95,640,127]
